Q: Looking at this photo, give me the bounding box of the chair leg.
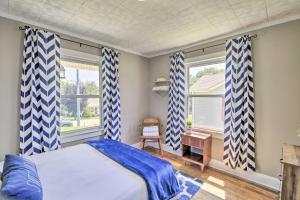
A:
[140,139,145,150]
[158,138,163,157]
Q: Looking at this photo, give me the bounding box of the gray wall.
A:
[1,15,300,178]
[148,19,300,177]
[0,17,23,161]
[119,52,149,144]
[0,16,149,160]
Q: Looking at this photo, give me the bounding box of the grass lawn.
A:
[61,125,97,133]
[60,116,100,133]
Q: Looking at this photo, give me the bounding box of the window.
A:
[187,59,225,132]
[60,59,101,134]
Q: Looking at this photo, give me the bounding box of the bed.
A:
[0,140,180,200]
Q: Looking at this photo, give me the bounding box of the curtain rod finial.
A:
[19,25,30,30]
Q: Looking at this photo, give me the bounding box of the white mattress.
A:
[0,144,148,200]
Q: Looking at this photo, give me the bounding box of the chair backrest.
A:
[143,118,160,126]
[140,118,162,136]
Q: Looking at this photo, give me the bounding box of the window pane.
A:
[61,60,100,95]
[60,98,100,133]
[189,63,225,95]
[188,62,225,131]
[188,96,224,131]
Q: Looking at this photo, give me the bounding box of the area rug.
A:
[176,170,203,200]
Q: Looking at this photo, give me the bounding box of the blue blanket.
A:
[87,139,181,200]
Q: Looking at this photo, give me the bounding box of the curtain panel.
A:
[166,51,185,151]
[20,28,61,155]
[102,47,121,141]
[223,35,255,171]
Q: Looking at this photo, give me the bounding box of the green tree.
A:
[61,81,99,118]
[82,107,96,118]
[80,81,99,95]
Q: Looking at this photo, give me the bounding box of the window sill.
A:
[188,127,224,140]
[60,127,103,144]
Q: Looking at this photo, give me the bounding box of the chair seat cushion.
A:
[143,126,159,137]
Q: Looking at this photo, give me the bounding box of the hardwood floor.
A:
[144,147,279,200]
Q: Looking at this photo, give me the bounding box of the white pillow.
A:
[143,126,159,137]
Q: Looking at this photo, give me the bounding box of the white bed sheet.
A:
[1,144,148,200]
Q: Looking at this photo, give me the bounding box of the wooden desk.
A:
[280,144,300,200]
[181,130,212,171]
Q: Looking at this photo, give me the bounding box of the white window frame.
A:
[60,48,103,144]
[185,51,226,139]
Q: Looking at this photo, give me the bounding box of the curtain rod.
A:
[170,34,257,57]
[18,26,121,55]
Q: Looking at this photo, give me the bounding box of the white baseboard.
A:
[135,141,182,156]
[132,142,280,192]
[0,161,3,172]
[131,142,141,149]
[208,159,280,191]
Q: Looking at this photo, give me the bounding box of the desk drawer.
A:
[182,135,204,148]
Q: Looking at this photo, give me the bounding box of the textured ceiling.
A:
[1,0,300,57]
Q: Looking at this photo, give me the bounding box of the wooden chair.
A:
[139,118,163,156]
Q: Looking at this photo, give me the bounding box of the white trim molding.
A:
[138,143,280,192]
[61,48,101,64]
[208,159,280,192]
[60,128,103,144]
[185,51,225,67]
[0,161,3,172]
[135,142,183,156]
[131,142,141,149]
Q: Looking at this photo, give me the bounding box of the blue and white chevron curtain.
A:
[223,35,255,171]
[20,28,61,155]
[166,52,185,151]
[102,47,121,141]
